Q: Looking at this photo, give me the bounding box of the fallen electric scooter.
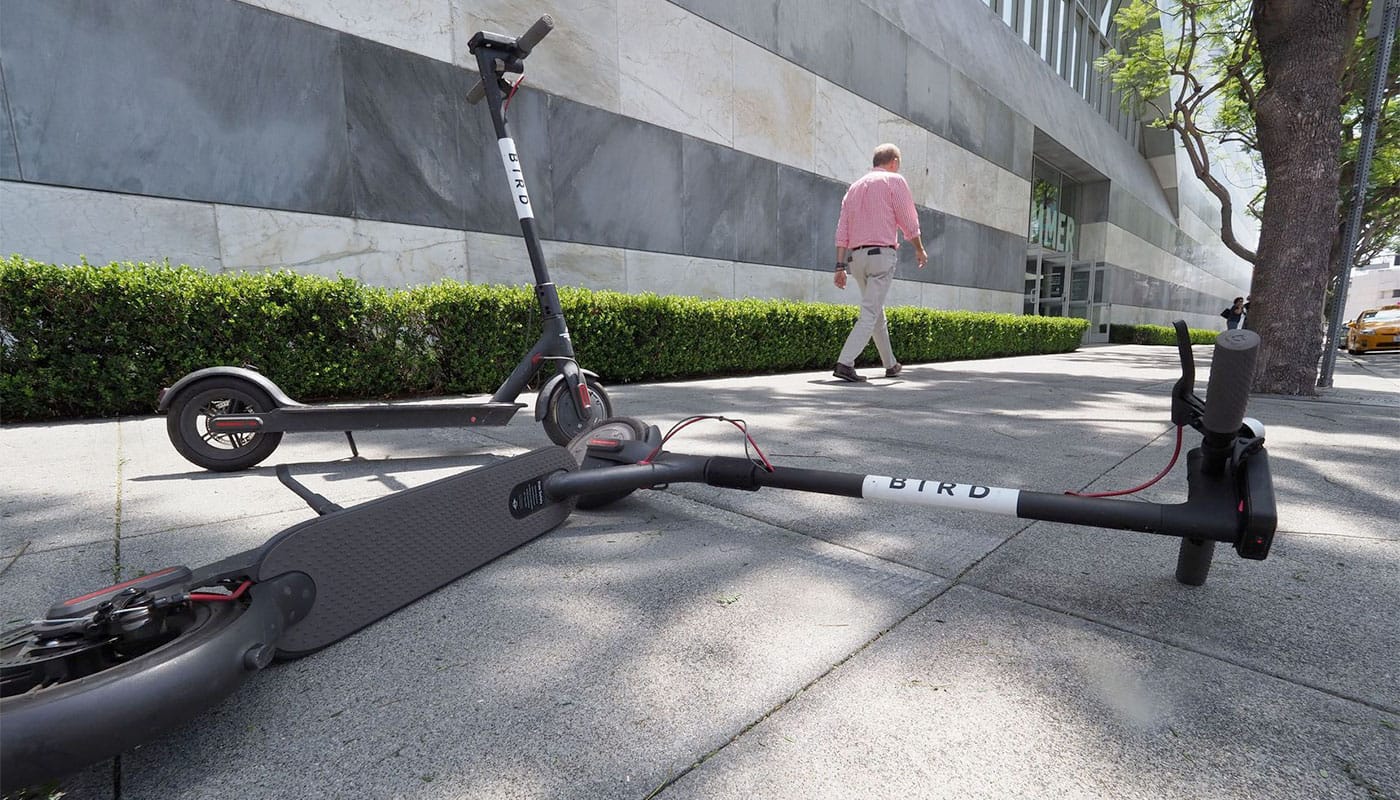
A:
[0,323,1276,793]
[158,16,610,472]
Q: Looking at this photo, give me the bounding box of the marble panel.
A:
[471,88,556,239]
[936,215,981,288]
[1,0,352,215]
[992,167,1032,238]
[680,138,763,263]
[450,0,622,114]
[547,99,684,253]
[885,277,923,309]
[668,0,781,51]
[343,36,471,231]
[541,239,627,292]
[984,227,1028,293]
[905,42,950,138]
[921,133,956,213]
[877,117,931,218]
[465,231,537,287]
[955,286,1022,314]
[0,182,221,268]
[810,268,849,306]
[242,0,454,63]
[737,262,815,302]
[733,158,785,268]
[946,70,988,165]
[1077,222,1109,263]
[625,250,735,299]
[618,0,734,147]
[848,4,908,114]
[215,206,467,287]
[918,281,960,310]
[914,208,948,277]
[814,83,881,185]
[0,73,17,180]
[733,39,817,172]
[941,148,1002,233]
[775,166,845,271]
[980,90,1016,174]
[776,0,855,90]
[1103,225,1242,301]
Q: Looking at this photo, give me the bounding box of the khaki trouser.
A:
[837,247,898,368]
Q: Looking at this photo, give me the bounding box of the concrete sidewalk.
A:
[2,346,1397,800]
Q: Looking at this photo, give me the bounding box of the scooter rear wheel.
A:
[0,600,245,793]
[166,376,284,471]
[542,375,612,446]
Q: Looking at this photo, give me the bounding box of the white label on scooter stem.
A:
[863,475,1019,516]
[498,138,534,220]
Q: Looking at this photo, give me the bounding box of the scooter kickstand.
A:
[344,431,360,458]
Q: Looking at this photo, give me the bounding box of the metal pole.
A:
[1319,0,1399,387]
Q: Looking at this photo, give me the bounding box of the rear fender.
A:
[158,366,299,412]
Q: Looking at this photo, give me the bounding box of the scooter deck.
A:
[213,400,525,433]
[257,446,577,656]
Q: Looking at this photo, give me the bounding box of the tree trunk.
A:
[1249,0,1351,395]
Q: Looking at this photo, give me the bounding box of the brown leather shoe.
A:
[885,363,903,378]
[833,362,866,382]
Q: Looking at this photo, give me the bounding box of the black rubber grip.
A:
[1175,538,1215,586]
[466,79,487,105]
[517,15,554,55]
[1202,329,1259,436]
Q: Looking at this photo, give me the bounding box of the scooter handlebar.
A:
[465,16,554,105]
[467,80,488,105]
[1202,328,1259,437]
[516,15,555,55]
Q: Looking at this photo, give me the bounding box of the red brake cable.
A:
[1066,425,1184,498]
[190,580,252,603]
[641,415,774,471]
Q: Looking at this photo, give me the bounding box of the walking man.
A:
[832,143,927,382]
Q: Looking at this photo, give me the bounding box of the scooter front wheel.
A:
[565,416,650,510]
[542,375,611,446]
[166,376,284,471]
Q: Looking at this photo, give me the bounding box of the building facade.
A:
[1343,257,1400,323]
[0,0,1255,336]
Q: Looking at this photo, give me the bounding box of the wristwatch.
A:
[835,262,846,272]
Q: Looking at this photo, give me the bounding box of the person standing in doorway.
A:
[1221,296,1247,330]
[832,143,928,382]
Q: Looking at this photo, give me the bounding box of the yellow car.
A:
[1345,304,1400,355]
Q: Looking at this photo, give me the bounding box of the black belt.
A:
[853,245,893,254]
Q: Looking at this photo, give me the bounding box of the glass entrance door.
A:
[1068,260,1110,343]
[1037,253,1068,316]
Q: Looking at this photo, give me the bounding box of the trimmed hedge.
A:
[0,258,1095,421]
[1109,323,1218,346]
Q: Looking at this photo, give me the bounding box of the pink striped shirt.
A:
[834,169,920,250]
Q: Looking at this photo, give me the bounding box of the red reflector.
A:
[211,419,261,430]
[588,438,620,447]
[578,382,592,410]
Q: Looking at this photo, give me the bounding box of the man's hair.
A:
[872,144,901,168]
[1233,297,1244,304]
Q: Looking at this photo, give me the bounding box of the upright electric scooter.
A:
[0,323,1277,793]
[159,16,609,472]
